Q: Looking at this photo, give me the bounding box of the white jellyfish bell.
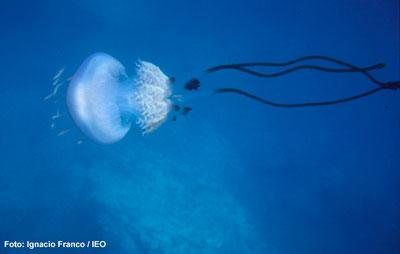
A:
[67,53,172,144]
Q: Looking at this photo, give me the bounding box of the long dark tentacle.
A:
[206,56,385,85]
[208,56,382,68]
[186,56,399,106]
[215,87,387,108]
[222,64,384,79]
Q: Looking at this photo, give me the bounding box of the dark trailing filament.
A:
[208,64,382,79]
[215,87,385,108]
[192,55,399,107]
[206,55,386,85]
[208,55,382,69]
[215,79,399,108]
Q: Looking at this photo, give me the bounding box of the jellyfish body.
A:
[67,53,171,144]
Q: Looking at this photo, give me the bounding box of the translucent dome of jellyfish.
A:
[67,53,172,144]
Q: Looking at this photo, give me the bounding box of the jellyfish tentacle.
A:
[215,87,384,108]
[216,63,384,79]
[132,60,172,134]
[206,56,386,85]
[207,55,385,70]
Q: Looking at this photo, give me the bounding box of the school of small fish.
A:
[46,67,84,144]
[47,68,67,136]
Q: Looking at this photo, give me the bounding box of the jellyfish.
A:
[66,53,399,144]
[67,53,172,144]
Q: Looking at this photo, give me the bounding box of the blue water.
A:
[0,0,399,253]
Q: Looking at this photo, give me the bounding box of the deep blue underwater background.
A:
[0,0,399,253]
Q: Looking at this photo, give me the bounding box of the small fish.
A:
[182,107,192,115]
[52,110,62,120]
[77,139,85,145]
[43,82,63,101]
[53,82,63,94]
[184,78,200,91]
[53,67,65,81]
[50,122,55,129]
[172,104,180,112]
[43,92,55,101]
[57,129,70,136]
